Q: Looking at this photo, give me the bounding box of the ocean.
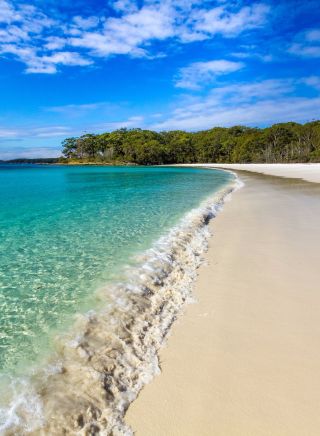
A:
[0,164,235,434]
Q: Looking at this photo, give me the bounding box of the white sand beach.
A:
[177,163,320,184]
[126,166,320,436]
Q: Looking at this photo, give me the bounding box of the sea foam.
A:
[0,174,242,435]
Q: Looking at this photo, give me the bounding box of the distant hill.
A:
[2,158,61,164]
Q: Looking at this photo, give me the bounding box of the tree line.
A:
[61,121,320,165]
[1,158,60,164]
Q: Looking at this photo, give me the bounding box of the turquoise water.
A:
[0,165,232,377]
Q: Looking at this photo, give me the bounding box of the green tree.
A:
[60,121,320,165]
[62,137,78,158]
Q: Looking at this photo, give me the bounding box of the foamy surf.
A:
[0,174,242,436]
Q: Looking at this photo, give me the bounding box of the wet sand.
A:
[176,163,320,184]
[126,172,320,436]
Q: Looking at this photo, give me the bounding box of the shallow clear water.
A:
[0,165,232,377]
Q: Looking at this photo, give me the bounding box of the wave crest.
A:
[2,175,242,435]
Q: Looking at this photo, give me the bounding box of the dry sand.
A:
[125,170,320,436]
[176,163,320,184]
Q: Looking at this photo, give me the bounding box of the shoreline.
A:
[1,170,237,435]
[125,168,320,435]
[35,176,239,435]
[172,163,320,184]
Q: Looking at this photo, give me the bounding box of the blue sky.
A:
[0,0,319,158]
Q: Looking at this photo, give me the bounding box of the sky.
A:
[0,0,319,159]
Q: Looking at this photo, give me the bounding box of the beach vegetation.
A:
[61,121,320,165]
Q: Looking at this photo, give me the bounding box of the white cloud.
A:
[207,79,295,103]
[0,1,93,73]
[0,0,270,73]
[289,28,320,58]
[0,125,73,141]
[69,3,175,57]
[0,128,20,138]
[112,0,138,14]
[44,101,121,119]
[99,115,144,131]
[28,52,92,73]
[32,126,73,138]
[231,50,273,62]
[152,98,320,131]
[0,115,144,151]
[151,78,320,130]
[289,43,320,58]
[46,102,107,113]
[2,73,319,158]
[301,76,320,90]
[181,3,269,42]
[44,36,67,51]
[0,146,61,159]
[175,59,244,89]
[0,0,20,23]
[72,16,100,30]
[305,29,320,42]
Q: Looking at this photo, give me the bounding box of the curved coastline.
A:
[126,168,320,436]
[1,170,241,435]
[170,163,320,184]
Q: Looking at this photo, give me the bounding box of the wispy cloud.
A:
[0,114,145,148]
[231,50,273,62]
[305,29,320,42]
[46,102,111,114]
[0,128,20,138]
[289,44,320,58]
[175,59,245,90]
[302,76,320,90]
[180,3,269,42]
[0,124,73,140]
[288,28,320,58]
[31,126,73,138]
[1,74,319,158]
[0,145,61,159]
[97,116,144,131]
[151,77,320,130]
[0,0,270,74]
[25,51,93,74]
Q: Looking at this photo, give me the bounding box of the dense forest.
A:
[0,158,60,164]
[61,121,320,165]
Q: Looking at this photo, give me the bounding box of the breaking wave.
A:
[0,174,243,436]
